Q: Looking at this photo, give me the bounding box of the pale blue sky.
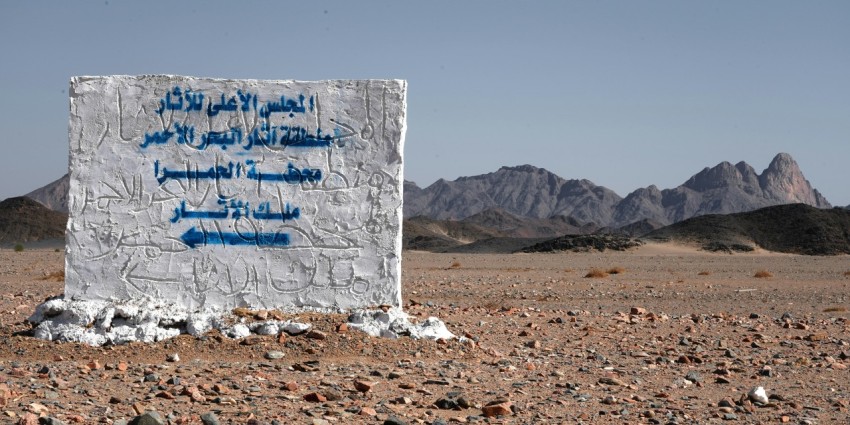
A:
[1,1,848,205]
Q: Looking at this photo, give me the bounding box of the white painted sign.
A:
[66,76,406,310]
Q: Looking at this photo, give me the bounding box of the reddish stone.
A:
[353,380,374,393]
[306,330,327,340]
[304,392,327,403]
[482,401,513,417]
[17,413,39,425]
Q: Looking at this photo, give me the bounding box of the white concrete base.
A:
[28,299,456,346]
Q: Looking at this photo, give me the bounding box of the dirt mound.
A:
[646,203,850,255]
[0,197,67,246]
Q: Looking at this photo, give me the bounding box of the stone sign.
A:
[66,76,406,310]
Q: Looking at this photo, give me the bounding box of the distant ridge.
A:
[645,203,850,255]
[404,165,622,224]
[405,153,830,227]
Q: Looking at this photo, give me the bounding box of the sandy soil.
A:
[0,243,848,424]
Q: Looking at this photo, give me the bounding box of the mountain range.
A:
[404,153,831,228]
[8,152,843,253]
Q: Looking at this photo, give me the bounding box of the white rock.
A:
[347,308,457,341]
[226,324,251,339]
[747,386,769,404]
[252,322,280,336]
[281,322,312,335]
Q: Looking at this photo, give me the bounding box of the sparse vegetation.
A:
[585,268,609,278]
[697,271,711,276]
[563,268,575,273]
[504,267,532,272]
[823,306,848,313]
[40,270,65,282]
[55,248,61,253]
[449,261,462,269]
[844,271,850,277]
[607,267,625,275]
[753,270,773,278]
[481,299,510,311]
[14,244,24,252]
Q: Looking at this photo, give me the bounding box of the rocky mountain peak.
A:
[25,174,69,213]
[765,152,797,171]
[759,153,830,207]
[682,161,741,191]
[499,164,547,174]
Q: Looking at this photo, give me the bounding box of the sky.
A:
[1,1,848,205]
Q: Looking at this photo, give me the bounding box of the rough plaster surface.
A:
[66,76,406,310]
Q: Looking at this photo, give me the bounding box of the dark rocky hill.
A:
[0,197,67,245]
[520,234,644,253]
[645,204,850,255]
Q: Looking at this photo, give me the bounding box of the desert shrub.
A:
[585,268,609,278]
[753,270,773,278]
[823,306,848,313]
[54,248,61,253]
[40,270,65,282]
[14,244,24,252]
[844,271,850,277]
[563,268,575,273]
[449,261,461,269]
[697,271,711,276]
[607,267,625,275]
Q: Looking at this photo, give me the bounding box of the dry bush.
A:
[753,270,773,278]
[481,298,509,311]
[697,271,711,276]
[40,270,65,282]
[585,268,609,278]
[844,271,850,277]
[504,267,532,272]
[448,261,461,269]
[563,268,575,273]
[823,306,848,313]
[607,267,625,275]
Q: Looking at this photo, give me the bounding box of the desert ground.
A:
[0,244,848,424]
